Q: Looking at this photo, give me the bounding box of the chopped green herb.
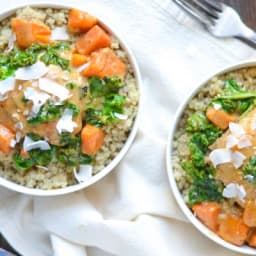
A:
[186,112,222,168]
[60,133,80,147]
[85,108,103,127]
[9,48,37,67]
[183,111,223,205]
[88,76,124,98]
[65,82,76,89]
[243,156,256,184]
[189,133,208,168]
[182,161,223,205]
[28,102,80,125]
[57,134,93,167]
[186,112,210,132]
[13,152,34,171]
[29,148,54,166]
[40,51,69,70]
[212,79,256,114]
[79,154,93,165]
[40,42,70,70]
[85,77,126,126]
[0,66,15,80]
[0,42,70,81]
[188,176,223,206]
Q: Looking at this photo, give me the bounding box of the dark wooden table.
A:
[1,0,256,255]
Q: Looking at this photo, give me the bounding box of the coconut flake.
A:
[24,87,51,115]
[50,26,70,41]
[74,165,93,183]
[23,136,50,152]
[56,108,77,134]
[6,33,16,53]
[213,103,222,110]
[23,110,29,116]
[244,174,254,181]
[209,149,232,168]
[231,151,246,168]
[229,122,245,137]
[39,78,71,101]
[9,139,16,148]
[0,76,15,95]
[15,132,22,143]
[36,165,49,171]
[222,183,246,200]
[15,61,48,80]
[14,122,23,130]
[209,148,246,168]
[114,113,128,120]
[237,135,252,149]
[76,62,90,73]
[226,135,238,149]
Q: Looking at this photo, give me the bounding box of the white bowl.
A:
[166,60,256,255]
[0,3,141,196]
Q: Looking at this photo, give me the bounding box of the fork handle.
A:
[236,35,256,49]
[236,24,256,48]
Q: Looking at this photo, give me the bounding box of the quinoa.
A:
[0,7,139,189]
[172,66,256,201]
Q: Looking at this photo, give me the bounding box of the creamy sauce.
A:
[0,61,88,145]
[210,108,256,206]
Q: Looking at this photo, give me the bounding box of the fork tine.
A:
[173,0,212,26]
[200,0,223,12]
[191,0,219,19]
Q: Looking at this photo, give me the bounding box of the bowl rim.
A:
[0,2,142,196]
[166,60,256,255]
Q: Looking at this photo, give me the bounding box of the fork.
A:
[173,0,256,47]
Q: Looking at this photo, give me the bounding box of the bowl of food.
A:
[0,3,140,196]
[167,61,256,254]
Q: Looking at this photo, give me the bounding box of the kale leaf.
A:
[13,132,92,171]
[186,112,222,168]
[88,77,124,98]
[29,148,54,166]
[186,112,210,132]
[182,161,223,205]
[0,42,70,80]
[189,133,209,168]
[13,152,34,171]
[57,133,93,166]
[85,77,126,126]
[188,177,223,205]
[243,156,256,184]
[212,79,256,114]
[28,102,80,125]
[183,112,223,205]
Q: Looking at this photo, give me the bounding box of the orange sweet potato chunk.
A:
[218,215,249,246]
[0,124,15,154]
[206,107,236,130]
[192,201,220,232]
[243,200,256,227]
[11,18,51,48]
[81,124,105,155]
[68,9,98,33]
[76,25,111,55]
[82,48,126,79]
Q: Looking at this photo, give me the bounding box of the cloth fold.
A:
[0,0,256,255]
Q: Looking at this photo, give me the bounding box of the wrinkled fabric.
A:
[0,0,255,255]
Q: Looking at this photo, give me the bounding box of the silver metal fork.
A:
[173,0,256,47]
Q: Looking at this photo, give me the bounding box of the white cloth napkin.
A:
[0,0,256,255]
